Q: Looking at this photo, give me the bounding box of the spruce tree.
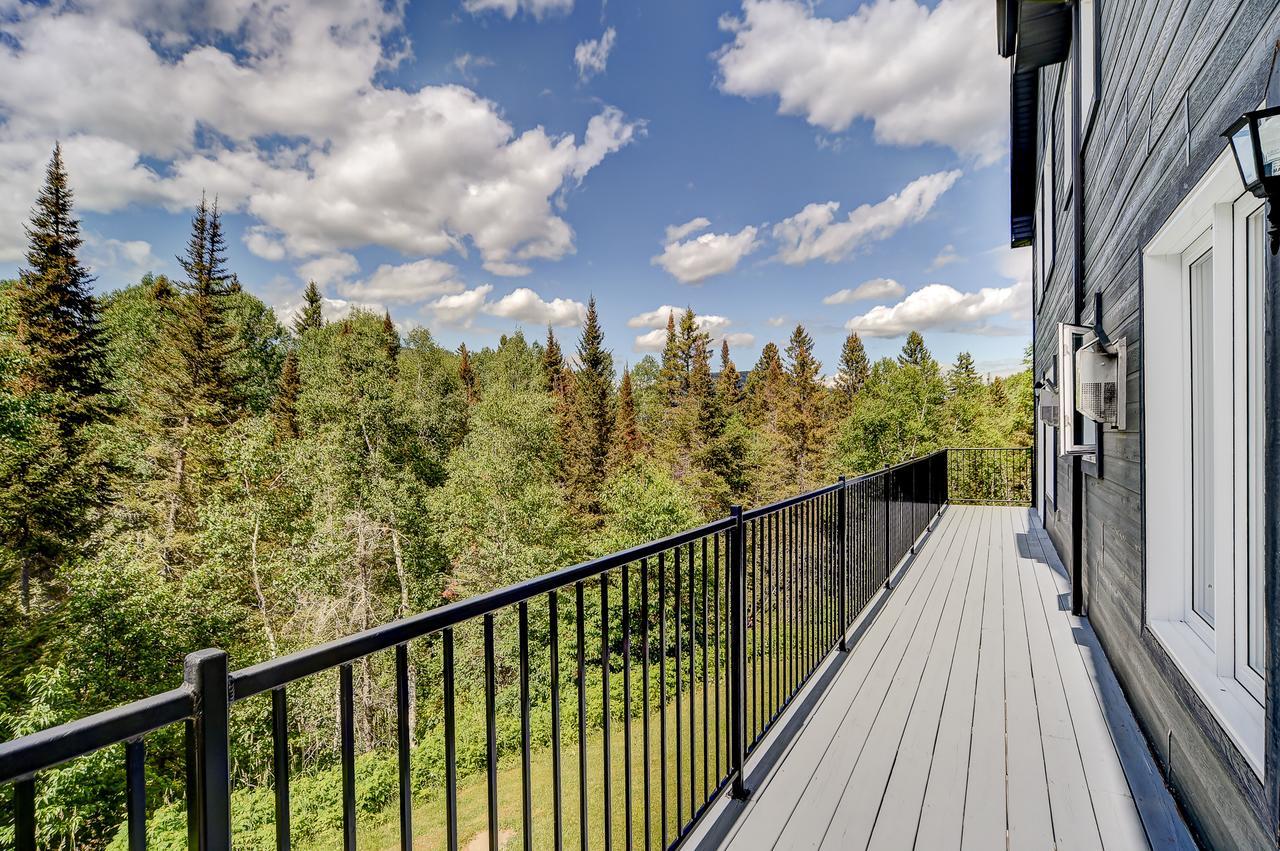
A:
[11,144,103,409]
[716,340,741,408]
[778,324,826,491]
[835,331,869,410]
[657,310,684,405]
[898,330,930,368]
[272,351,300,438]
[140,194,244,559]
[1,145,105,609]
[294,280,323,334]
[611,366,641,467]
[541,326,565,396]
[744,342,786,425]
[564,297,614,514]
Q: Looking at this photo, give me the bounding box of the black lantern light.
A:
[1224,42,1280,253]
[1224,105,1280,252]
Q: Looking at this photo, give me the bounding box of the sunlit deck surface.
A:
[692,505,1196,851]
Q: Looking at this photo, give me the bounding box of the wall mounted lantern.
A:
[1224,41,1280,253]
[1224,105,1280,252]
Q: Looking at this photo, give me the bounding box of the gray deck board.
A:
[709,505,1192,851]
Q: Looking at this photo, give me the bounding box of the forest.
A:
[0,148,1031,849]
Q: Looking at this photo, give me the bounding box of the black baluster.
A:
[520,603,533,851]
[444,628,460,851]
[396,644,412,851]
[339,663,356,851]
[272,687,291,851]
[126,738,146,851]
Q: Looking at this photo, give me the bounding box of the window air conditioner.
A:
[1075,337,1127,430]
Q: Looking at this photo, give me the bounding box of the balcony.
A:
[0,449,1194,850]
[689,504,1197,850]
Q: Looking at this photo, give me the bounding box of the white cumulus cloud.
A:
[716,0,1009,164]
[486,287,587,326]
[772,171,960,266]
[664,217,711,243]
[823,277,905,305]
[652,223,761,284]
[630,307,741,351]
[338,258,465,304]
[626,305,730,332]
[463,0,574,18]
[575,27,617,81]
[845,280,1031,337]
[297,253,361,288]
[0,2,641,273]
[429,285,495,328]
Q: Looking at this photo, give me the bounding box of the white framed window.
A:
[1055,323,1099,458]
[1079,0,1098,136]
[1143,147,1267,774]
[1039,140,1055,288]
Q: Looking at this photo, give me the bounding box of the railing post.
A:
[837,476,848,651]
[186,649,231,851]
[943,449,950,505]
[728,505,751,800]
[884,466,892,589]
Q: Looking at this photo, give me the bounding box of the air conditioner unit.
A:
[1075,338,1127,430]
[1037,385,1060,426]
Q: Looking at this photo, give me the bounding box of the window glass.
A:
[1188,249,1215,628]
[1080,0,1097,127]
[1246,208,1265,675]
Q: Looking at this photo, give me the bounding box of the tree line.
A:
[0,148,1031,847]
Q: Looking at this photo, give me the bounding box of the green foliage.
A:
[0,142,1033,849]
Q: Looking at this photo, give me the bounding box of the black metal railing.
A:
[0,448,1018,851]
[946,447,1032,506]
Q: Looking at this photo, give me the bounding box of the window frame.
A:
[1142,147,1266,774]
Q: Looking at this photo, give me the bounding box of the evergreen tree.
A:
[716,340,741,408]
[294,281,323,334]
[138,194,244,560]
[458,343,476,405]
[611,366,641,467]
[898,330,930,368]
[778,324,826,491]
[743,341,786,425]
[657,310,685,405]
[9,144,103,406]
[1,146,106,610]
[272,351,300,438]
[835,332,869,411]
[564,297,614,515]
[541,326,565,396]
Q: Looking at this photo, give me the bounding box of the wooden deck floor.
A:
[693,505,1196,851]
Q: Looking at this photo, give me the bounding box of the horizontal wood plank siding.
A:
[1031,0,1280,844]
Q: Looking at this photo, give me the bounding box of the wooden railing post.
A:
[837,476,848,651]
[185,649,231,851]
[728,505,751,800]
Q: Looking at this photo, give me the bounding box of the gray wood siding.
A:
[1031,0,1280,845]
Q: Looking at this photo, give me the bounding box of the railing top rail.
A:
[741,480,842,520]
[0,687,193,785]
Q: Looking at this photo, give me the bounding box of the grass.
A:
[310,681,733,851]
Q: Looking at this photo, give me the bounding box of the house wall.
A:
[1031,0,1280,846]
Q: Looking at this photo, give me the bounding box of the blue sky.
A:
[0,0,1030,376]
